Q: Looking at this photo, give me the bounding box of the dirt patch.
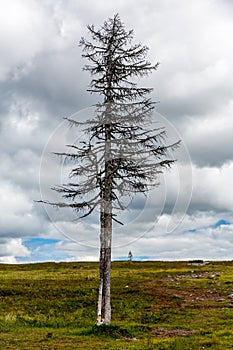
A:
[152,328,196,338]
[138,274,228,309]
[166,271,220,281]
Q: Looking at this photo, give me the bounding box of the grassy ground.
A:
[0,260,233,349]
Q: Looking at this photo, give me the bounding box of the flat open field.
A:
[0,260,233,349]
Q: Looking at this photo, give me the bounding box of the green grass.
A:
[0,260,233,349]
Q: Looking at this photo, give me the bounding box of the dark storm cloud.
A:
[9,50,94,118]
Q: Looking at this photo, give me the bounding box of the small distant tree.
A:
[39,14,179,325]
[128,251,133,262]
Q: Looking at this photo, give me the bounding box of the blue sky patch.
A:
[114,255,150,261]
[24,237,60,249]
[212,219,231,228]
[187,228,197,233]
[185,219,231,235]
[21,238,67,263]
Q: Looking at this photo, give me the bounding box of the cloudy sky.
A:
[1,0,233,263]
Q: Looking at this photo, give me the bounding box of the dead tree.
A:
[40,14,179,325]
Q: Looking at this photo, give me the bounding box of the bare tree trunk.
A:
[96,189,112,325]
[96,229,104,325]
[102,211,112,324]
[96,105,112,325]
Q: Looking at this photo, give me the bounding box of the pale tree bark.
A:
[96,226,104,325]
[97,187,112,325]
[97,104,113,325]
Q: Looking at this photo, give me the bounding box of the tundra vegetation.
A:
[0,260,233,349]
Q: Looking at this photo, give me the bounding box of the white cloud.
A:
[0,181,44,237]
[0,0,50,80]
[0,238,30,262]
[117,212,233,261]
[0,0,84,81]
[54,240,98,262]
[192,162,233,211]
